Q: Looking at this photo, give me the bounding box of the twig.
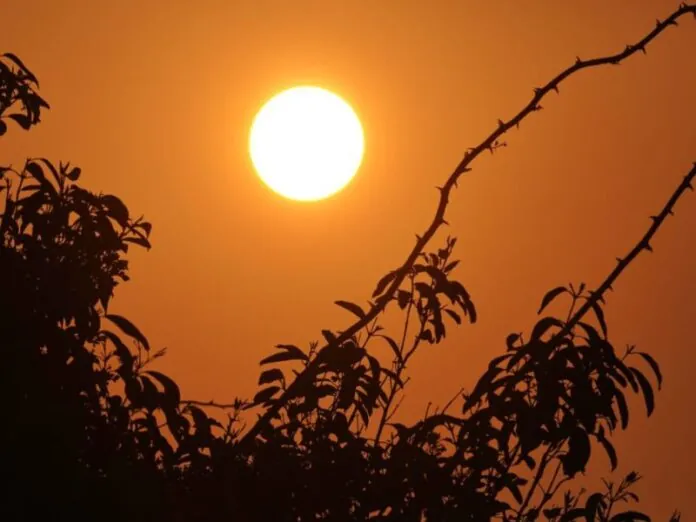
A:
[559,162,696,339]
[181,399,242,410]
[237,3,696,450]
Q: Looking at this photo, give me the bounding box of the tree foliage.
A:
[1,5,694,521]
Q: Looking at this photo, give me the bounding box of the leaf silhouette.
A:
[590,300,608,338]
[630,368,655,416]
[258,368,284,386]
[609,511,650,522]
[259,350,306,366]
[145,370,181,408]
[101,194,130,227]
[637,351,662,389]
[562,428,591,477]
[537,285,568,314]
[585,492,606,521]
[334,300,366,319]
[372,269,397,298]
[253,386,281,405]
[105,314,150,351]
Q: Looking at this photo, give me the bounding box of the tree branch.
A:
[559,162,696,339]
[237,3,696,451]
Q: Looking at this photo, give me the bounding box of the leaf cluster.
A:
[2,7,694,518]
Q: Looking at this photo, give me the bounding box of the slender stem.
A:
[374,277,416,442]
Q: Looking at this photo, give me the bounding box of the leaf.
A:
[259,350,307,366]
[66,167,81,181]
[322,329,337,345]
[37,158,62,188]
[636,351,662,390]
[506,333,521,351]
[101,330,134,375]
[372,269,397,298]
[503,475,524,504]
[379,335,403,363]
[560,508,587,521]
[614,388,629,429]
[444,308,461,324]
[125,376,143,407]
[277,344,308,360]
[590,300,608,338]
[145,370,181,407]
[521,454,536,470]
[597,432,618,470]
[3,52,38,83]
[187,404,210,430]
[101,194,130,227]
[7,113,31,130]
[630,367,655,416]
[397,290,411,309]
[258,368,284,386]
[334,299,366,319]
[444,260,460,273]
[106,314,150,351]
[138,221,153,236]
[608,511,649,522]
[140,376,159,411]
[337,371,359,410]
[530,316,565,341]
[585,492,606,521]
[253,386,280,404]
[538,286,568,314]
[562,427,591,477]
[123,236,151,250]
[24,161,47,185]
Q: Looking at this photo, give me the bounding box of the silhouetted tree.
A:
[1,4,694,521]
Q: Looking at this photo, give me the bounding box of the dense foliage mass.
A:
[1,6,693,520]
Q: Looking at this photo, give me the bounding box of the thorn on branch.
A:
[575,56,582,65]
[644,242,653,252]
[616,257,623,264]
[498,119,505,128]
[650,215,658,222]
[552,85,559,94]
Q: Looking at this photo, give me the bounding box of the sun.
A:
[249,86,364,201]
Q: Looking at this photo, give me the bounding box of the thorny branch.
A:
[559,162,696,340]
[236,3,696,449]
[405,160,696,440]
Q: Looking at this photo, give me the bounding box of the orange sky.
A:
[3,1,696,517]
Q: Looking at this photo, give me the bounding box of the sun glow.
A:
[249,86,364,201]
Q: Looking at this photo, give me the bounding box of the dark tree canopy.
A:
[1,5,694,521]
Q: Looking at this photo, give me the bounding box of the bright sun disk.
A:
[249,86,364,201]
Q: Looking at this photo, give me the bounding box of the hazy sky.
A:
[3,1,696,517]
